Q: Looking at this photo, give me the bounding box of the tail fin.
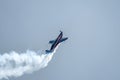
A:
[45,50,52,54]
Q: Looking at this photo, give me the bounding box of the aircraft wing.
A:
[49,40,55,44]
[59,37,68,43]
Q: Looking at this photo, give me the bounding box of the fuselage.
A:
[50,32,63,51]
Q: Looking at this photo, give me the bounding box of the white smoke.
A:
[0,46,59,79]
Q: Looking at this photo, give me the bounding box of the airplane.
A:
[46,31,68,53]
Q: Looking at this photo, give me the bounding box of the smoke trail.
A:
[0,46,59,79]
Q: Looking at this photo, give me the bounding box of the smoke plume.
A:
[0,46,58,79]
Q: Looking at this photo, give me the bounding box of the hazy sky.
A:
[0,0,120,80]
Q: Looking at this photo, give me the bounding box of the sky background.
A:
[0,0,120,80]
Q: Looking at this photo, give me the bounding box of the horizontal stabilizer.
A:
[45,50,52,54]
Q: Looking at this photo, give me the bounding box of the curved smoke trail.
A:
[0,46,59,79]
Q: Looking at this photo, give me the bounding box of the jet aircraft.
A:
[46,31,68,53]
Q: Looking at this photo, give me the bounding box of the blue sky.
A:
[0,0,120,80]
